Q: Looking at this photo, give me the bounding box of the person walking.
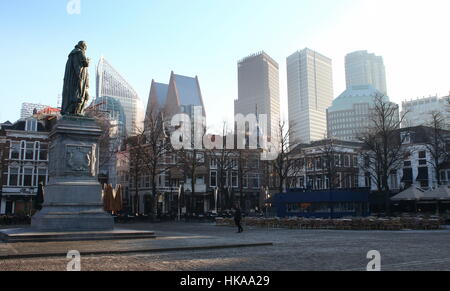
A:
[234,206,244,233]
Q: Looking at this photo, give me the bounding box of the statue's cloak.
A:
[61,47,89,115]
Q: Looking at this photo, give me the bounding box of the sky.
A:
[0,0,449,132]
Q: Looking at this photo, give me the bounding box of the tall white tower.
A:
[287,48,333,144]
[345,50,387,95]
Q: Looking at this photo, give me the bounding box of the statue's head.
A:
[76,41,87,51]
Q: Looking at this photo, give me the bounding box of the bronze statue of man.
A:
[61,41,90,116]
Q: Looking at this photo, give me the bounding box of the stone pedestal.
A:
[32,116,114,231]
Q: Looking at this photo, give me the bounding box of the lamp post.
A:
[214,187,218,214]
[177,185,182,222]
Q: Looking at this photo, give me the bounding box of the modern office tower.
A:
[327,85,399,141]
[287,48,333,144]
[345,50,387,95]
[20,103,49,119]
[94,56,144,138]
[402,94,450,129]
[234,51,280,143]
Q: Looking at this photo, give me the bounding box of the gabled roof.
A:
[173,74,203,106]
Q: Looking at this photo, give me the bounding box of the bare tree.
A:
[268,120,302,194]
[176,148,206,214]
[85,104,121,181]
[235,148,260,211]
[139,108,175,218]
[425,111,449,186]
[122,134,147,214]
[316,138,342,190]
[358,95,409,215]
[204,123,237,210]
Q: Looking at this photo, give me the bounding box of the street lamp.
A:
[177,185,182,222]
[265,187,270,218]
[214,187,218,214]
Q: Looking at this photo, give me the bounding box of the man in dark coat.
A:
[61,41,90,116]
[234,206,244,233]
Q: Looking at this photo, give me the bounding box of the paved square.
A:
[0,222,449,271]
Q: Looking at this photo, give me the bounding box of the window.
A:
[353,156,358,168]
[353,175,359,188]
[401,132,411,144]
[196,153,204,163]
[25,142,34,160]
[344,155,350,167]
[242,174,248,188]
[365,173,371,188]
[8,167,20,186]
[231,171,238,188]
[196,176,204,185]
[23,168,33,186]
[315,157,322,170]
[306,158,314,171]
[25,119,38,131]
[39,143,48,161]
[334,155,341,167]
[37,168,48,186]
[316,176,323,190]
[210,171,217,187]
[404,161,412,167]
[418,151,427,166]
[10,141,20,159]
[249,174,260,189]
[299,177,305,188]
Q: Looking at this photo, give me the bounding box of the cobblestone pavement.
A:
[1,222,449,271]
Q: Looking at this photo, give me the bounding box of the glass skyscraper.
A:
[94,56,144,138]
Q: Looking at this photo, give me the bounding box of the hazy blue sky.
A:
[1,0,449,132]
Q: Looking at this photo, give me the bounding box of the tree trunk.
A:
[151,177,157,221]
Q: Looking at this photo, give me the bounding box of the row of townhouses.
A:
[1,118,449,216]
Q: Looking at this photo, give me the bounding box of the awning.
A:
[170,168,184,179]
[421,186,450,201]
[391,187,425,201]
[196,166,208,175]
[416,167,429,181]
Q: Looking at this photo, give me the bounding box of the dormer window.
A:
[25,119,38,132]
[401,132,411,144]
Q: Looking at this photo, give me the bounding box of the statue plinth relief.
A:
[65,145,96,176]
